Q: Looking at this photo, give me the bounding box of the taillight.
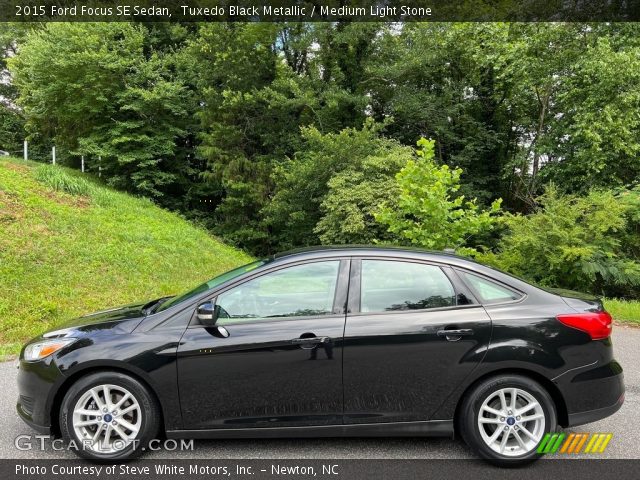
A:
[556,311,613,340]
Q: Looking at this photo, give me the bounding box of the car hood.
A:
[42,301,149,338]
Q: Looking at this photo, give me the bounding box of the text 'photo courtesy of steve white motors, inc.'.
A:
[13,461,341,477]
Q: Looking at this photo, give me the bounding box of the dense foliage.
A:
[266,121,411,249]
[1,22,639,297]
[8,24,197,203]
[376,138,502,254]
[478,187,640,298]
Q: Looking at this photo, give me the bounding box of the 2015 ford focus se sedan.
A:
[16,247,624,465]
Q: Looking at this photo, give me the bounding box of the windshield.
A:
[156,260,266,312]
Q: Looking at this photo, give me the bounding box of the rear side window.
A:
[458,271,522,304]
[360,260,455,312]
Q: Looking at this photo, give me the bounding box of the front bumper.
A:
[16,358,64,435]
[16,405,51,434]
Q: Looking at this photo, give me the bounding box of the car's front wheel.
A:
[459,374,557,466]
[59,372,160,461]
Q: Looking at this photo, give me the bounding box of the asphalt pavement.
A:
[1,325,638,460]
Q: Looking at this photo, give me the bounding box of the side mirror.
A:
[196,302,220,327]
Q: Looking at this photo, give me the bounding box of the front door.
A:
[342,258,492,424]
[177,259,349,430]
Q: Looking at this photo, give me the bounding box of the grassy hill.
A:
[0,158,252,357]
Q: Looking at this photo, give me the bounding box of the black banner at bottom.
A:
[2,459,640,480]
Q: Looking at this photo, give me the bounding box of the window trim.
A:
[345,303,484,318]
[441,266,479,306]
[188,258,350,328]
[453,268,526,306]
[348,257,476,316]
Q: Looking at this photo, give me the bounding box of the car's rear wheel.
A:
[59,372,159,461]
[459,374,557,466]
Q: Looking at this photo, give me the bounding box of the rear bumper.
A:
[557,360,625,427]
[567,392,624,427]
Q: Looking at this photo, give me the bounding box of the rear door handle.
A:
[437,329,474,340]
[291,336,330,345]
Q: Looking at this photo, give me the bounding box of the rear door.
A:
[342,258,492,424]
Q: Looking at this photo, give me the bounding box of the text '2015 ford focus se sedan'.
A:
[16,247,624,465]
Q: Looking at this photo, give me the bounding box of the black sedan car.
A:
[17,247,624,465]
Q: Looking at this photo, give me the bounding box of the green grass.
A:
[604,299,640,325]
[0,158,252,358]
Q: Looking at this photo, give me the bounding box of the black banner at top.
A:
[3,0,640,22]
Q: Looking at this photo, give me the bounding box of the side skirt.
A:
[166,420,454,440]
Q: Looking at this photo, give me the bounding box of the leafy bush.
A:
[479,186,640,297]
[314,142,411,245]
[265,121,409,250]
[375,138,502,253]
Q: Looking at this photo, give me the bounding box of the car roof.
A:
[272,245,470,266]
[268,245,537,293]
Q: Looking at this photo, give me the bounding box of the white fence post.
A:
[23,140,28,160]
[81,155,85,173]
[52,146,56,165]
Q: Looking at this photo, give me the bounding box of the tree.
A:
[315,138,411,245]
[367,23,515,206]
[376,138,502,253]
[192,22,381,253]
[0,23,30,106]
[0,104,23,154]
[265,120,407,250]
[0,23,30,155]
[7,20,640,268]
[189,23,289,253]
[8,23,196,202]
[539,36,640,192]
[367,23,640,209]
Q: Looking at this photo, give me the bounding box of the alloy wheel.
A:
[71,384,142,454]
[477,387,546,457]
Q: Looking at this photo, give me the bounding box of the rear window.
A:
[360,260,456,312]
[458,271,522,304]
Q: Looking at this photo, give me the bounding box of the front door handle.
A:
[291,336,330,345]
[437,328,474,341]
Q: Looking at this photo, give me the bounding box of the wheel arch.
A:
[49,364,166,437]
[453,368,569,432]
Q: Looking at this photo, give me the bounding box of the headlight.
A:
[23,338,76,361]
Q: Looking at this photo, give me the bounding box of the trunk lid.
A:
[544,287,604,312]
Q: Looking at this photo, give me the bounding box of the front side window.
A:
[157,260,265,312]
[215,261,340,323]
[360,260,455,312]
[458,271,522,304]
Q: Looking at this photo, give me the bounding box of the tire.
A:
[59,371,160,461]
[458,374,557,467]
